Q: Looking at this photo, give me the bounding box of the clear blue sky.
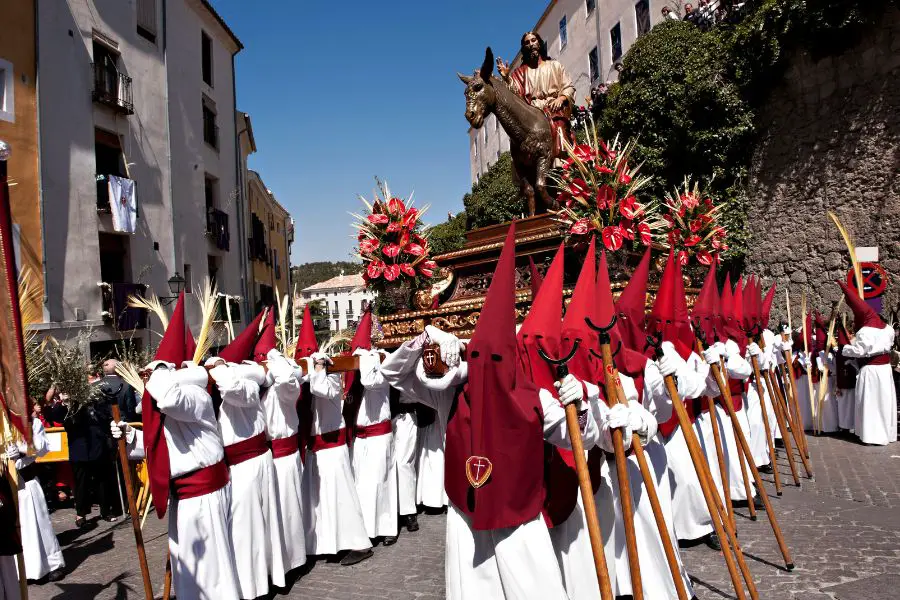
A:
[211,0,549,264]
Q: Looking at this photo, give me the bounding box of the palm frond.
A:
[828,211,863,299]
[192,278,219,364]
[115,361,145,398]
[128,293,169,331]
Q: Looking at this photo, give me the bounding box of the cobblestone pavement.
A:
[26,433,900,600]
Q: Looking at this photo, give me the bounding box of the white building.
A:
[32,0,249,357]
[469,0,660,183]
[298,273,374,333]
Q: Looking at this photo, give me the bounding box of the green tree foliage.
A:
[463,152,528,229]
[291,261,363,292]
[427,211,468,255]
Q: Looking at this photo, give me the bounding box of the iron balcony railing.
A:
[91,62,134,115]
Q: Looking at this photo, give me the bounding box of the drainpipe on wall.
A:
[34,0,50,322]
[232,53,249,326]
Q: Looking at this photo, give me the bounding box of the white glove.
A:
[657,353,678,377]
[554,374,584,410]
[627,405,650,444]
[781,325,791,335]
[110,421,135,443]
[5,444,20,461]
[425,325,462,368]
[309,352,332,372]
[703,346,720,365]
[110,420,123,439]
[604,404,634,450]
[747,342,762,358]
[713,341,727,358]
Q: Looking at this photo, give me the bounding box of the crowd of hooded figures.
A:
[2,224,896,600]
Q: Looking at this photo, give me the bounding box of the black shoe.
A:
[752,494,765,510]
[340,549,374,566]
[383,535,398,546]
[48,569,64,583]
[774,438,785,448]
[705,533,722,551]
[405,514,419,532]
[758,464,774,474]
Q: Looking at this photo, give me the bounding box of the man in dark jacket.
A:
[99,359,139,421]
[63,368,121,527]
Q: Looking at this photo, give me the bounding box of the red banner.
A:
[0,159,30,440]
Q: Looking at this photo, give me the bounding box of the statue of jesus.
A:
[496,32,576,155]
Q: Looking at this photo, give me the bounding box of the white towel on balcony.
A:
[108,175,137,233]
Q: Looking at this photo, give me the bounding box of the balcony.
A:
[331,310,339,318]
[92,62,134,115]
[206,208,230,251]
[247,236,269,263]
[99,282,147,331]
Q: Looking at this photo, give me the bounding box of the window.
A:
[204,175,216,211]
[202,97,218,149]
[610,23,623,62]
[589,47,600,84]
[559,16,568,49]
[333,300,338,313]
[0,59,13,123]
[635,0,651,37]
[586,0,596,14]
[207,255,219,286]
[201,32,213,86]
[95,129,125,210]
[184,264,193,293]
[136,0,157,43]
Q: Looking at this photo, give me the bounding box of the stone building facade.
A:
[746,8,900,319]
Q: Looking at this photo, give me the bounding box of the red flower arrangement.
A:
[553,133,661,251]
[352,180,436,296]
[660,178,728,266]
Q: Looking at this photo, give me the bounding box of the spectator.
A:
[661,6,680,20]
[98,359,139,422]
[35,392,75,506]
[64,376,121,527]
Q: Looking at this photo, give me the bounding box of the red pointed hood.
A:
[185,325,197,362]
[143,291,189,518]
[561,237,600,382]
[343,309,373,399]
[720,273,744,345]
[518,243,564,393]
[614,247,651,351]
[837,280,884,330]
[596,249,651,375]
[691,262,719,347]
[295,304,319,358]
[813,310,827,353]
[837,322,850,346]
[445,222,546,531]
[217,310,264,363]
[761,282,777,329]
[528,256,543,299]
[254,309,277,362]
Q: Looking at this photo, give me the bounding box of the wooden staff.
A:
[762,368,802,486]
[748,336,783,496]
[586,319,643,599]
[646,338,755,600]
[707,353,795,570]
[699,356,735,531]
[537,342,614,600]
[801,295,818,435]
[735,422,757,521]
[589,319,692,600]
[784,289,810,457]
[111,405,154,600]
[163,552,172,600]
[815,300,843,433]
[775,361,813,478]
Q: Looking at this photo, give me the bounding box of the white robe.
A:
[303,367,371,555]
[14,419,64,581]
[843,326,898,445]
[816,352,840,433]
[599,367,694,599]
[837,358,858,431]
[382,340,591,600]
[214,362,288,596]
[261,350,308,571]
[701,341,756,502]
[392,408,418,516]
[662,349,718,542]
[350,350,398,539]
[147,366,241,600]
[743,362,770,467]
[794,352,818,432]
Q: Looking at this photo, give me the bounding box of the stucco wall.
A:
[746,8,900,319]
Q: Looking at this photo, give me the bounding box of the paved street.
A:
[26,433,900,600]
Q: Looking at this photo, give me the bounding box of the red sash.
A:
[223,432,269,467]
[355,420,392,439]
[310,428,349,453]
[271,434,299,459]
[171,460,229,501]
[858,353,890,368]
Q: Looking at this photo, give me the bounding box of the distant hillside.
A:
[291,261,363,291]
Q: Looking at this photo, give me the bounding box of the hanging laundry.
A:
[108,175,137,233]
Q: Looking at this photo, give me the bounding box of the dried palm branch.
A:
[222,294,235,342]
[115,361,145,398]
[321,332,352,355]
[192,278,219,364]
[276,286,290,352]
[828,211,863,299]
[128,292,169,331]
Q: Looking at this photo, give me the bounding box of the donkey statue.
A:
[459,47,560,217]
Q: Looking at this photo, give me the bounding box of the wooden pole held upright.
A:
[111,405,154,600]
